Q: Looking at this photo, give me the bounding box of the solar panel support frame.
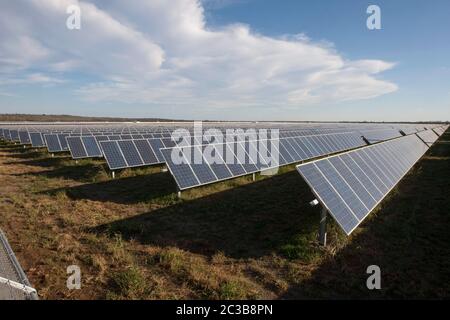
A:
[319,207,328,246]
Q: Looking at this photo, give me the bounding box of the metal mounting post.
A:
[177,190,182,199]
[51,153,54,158]
[111,171,115,179]
[252,173,256,181]
[319,207,328,246]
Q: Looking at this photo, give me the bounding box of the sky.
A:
[0,0,449,121]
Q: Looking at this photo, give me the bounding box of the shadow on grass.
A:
[21,163,108,183]
[6,150,51,159]
[43,171,176,203]
[6,156,72,168]
[89,170,321,259]
[0,145,30,153]
[280,132,450,299]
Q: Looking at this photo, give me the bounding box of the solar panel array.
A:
[1,122,448,196]
[416,130,439,147]
[99,138,174,170]
[66,136,103,159]
[161,132,366,190]
[433,126,448,136]
[358,128,403,143]
[296,129,445,235]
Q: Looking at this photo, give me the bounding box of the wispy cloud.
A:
[0,0,398,114]
[0,91,17,97]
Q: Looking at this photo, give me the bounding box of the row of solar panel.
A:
[99,139,177,170]
[358,129,403,143]
[0,129,175,139]
[7,128,350,151]
[1,125,437,157]
[66,137,103,159]
[416,130,439,147]
[296,129,444,235]
[161,132,367,190]
[4,127,359,146]
[433,126,448,136]
[62,127,362,160]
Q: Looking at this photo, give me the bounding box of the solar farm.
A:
[0,121,449,299]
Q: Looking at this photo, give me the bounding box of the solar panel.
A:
[100,141,128,170]
[67,137,87,158]
[29,133,45,147]
[148,139,166,162]
[58,134,70,151]
[416,130,438,147]
[360,129,402,144]
[10,130,20,141]
[161,148,200,189]
[134,139,159,165]
[3,129,11,141]
[117,140,143,167]
[189,146,217,184]
[82,136,103,157]
[95,136,110,142]
[18,131,31,144]
[297,134,429,235]
[44,134,63,153]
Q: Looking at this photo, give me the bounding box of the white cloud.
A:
[0,0,398,114]
[0,73,65,86]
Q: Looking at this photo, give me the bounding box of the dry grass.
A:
[0,131,449,299]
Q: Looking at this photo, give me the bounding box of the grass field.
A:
[0,130,449,299]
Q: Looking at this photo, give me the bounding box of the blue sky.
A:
[0,0,448,121]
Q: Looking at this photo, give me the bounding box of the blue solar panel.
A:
[298,162,359,235]
[222,143,246,176]
[100,141,128,170]
[18,131,31,144]
[134,139,159,165]
[161,148,200,189]
[202,145,233,180]
[3,129,11,141]
[29,133,45,147]
[148,139,166,162]
[44,134,63,152]
[67,137,87,159]
[82,136,102,157]
[58,134,70,151]
[161,138,176,148]
[117,140,143,167]
[297,134,429,235]
[10,130,20,141]
[162,132,367,191]
[189,146,217,184]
